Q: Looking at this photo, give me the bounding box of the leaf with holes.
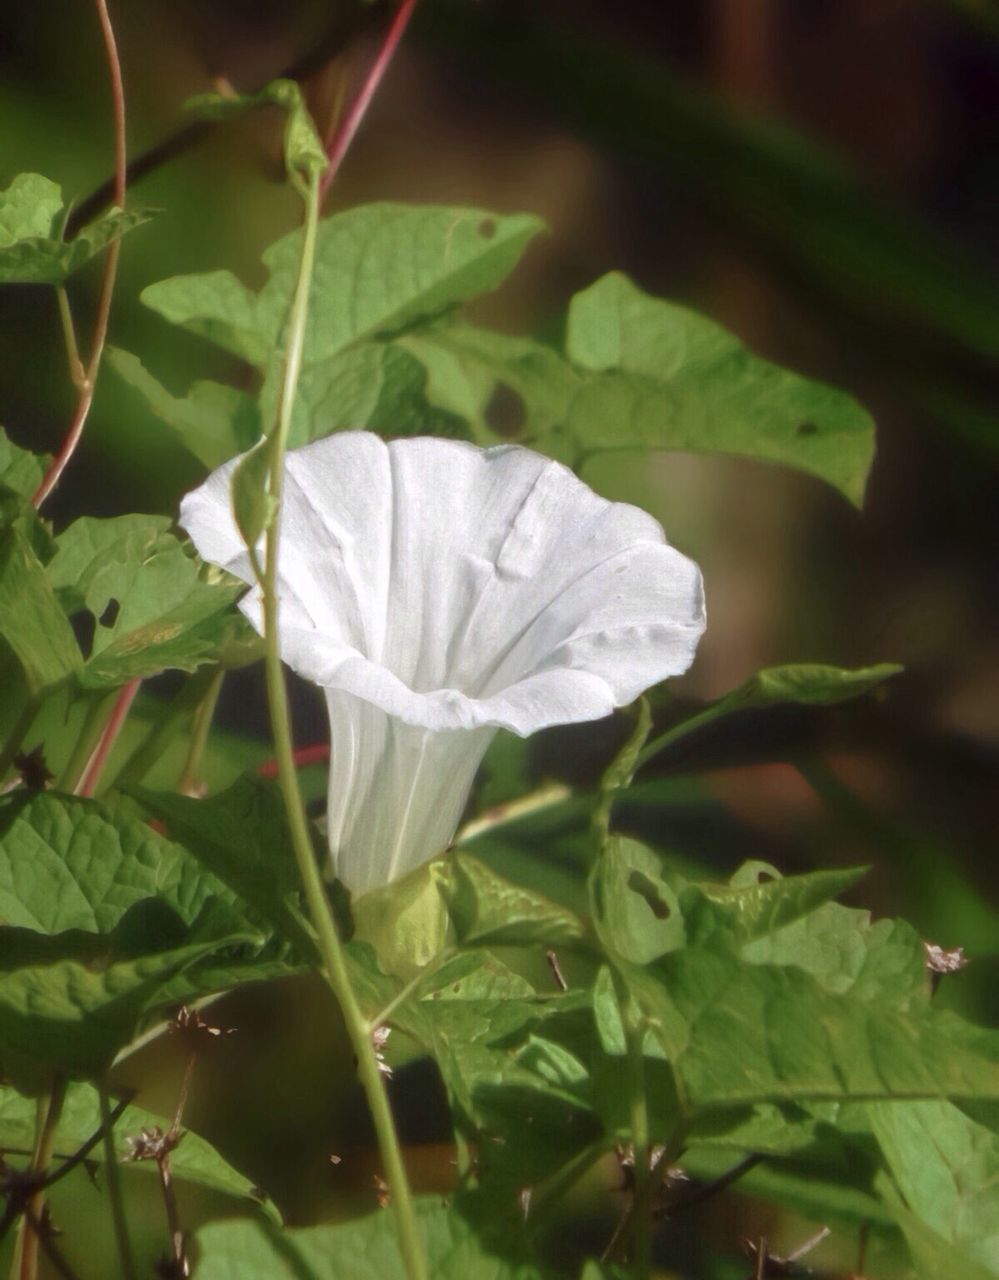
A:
[46,514,246,688]
[141,203,543,370]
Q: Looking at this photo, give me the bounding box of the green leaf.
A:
[0,1082,275,1212]
[0,427,48,498]
[132,777,314,959]
[106,347,260,468]
[562,272,876,505]
[719,660,904,710]
[399,325,580,445]
[635,948,998,1109]
[443,851,586,950]
[0,790,242,936]
[868,1100,999,1276]
[590,836,684,965]
[680,863,869,949]
[141,203,544,371]
[0,527,81,695]
[0,791,291,1086]
[0,929,265,1086]
[46,514,244,688]
[0,173,150,284]
[742,901,927,1001]
[194,1199,545,1279]
[266,342,470,448]
[188,78,327,181]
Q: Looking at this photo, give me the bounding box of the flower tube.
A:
[180,432,705,895]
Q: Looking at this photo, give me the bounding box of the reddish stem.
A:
[258,742,330,779]
[33,0,126,509]
[320,0,418,200]
[78,678,141,797]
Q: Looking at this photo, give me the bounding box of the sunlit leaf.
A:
[561,272,876,505]
[0,172,150,284]
[47,514,245,688]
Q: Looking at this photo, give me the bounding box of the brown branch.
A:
[65,8,367,237]
[77,678,141,797]
[33,0,126,509]
[320,0,419,201]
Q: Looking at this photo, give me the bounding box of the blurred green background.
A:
[1,1,996,1276]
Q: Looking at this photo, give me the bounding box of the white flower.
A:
[180,432,705,895]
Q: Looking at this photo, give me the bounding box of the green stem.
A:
[98,1083,136,1280]
[10,1078,67,1280]
[54,287,85,390]
[259,170,426,1280]
[634,701,727,773]
[110,666,220,789]
[58,692,117,793]
[367,947,456,1033]
[0,697,40,785]
[176,666,223,794]
[624,999,652,1280]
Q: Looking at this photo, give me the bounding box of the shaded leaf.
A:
[0,527,81,695]
[443,851,585,949]
[132,777,314,959]
[0,427,48,498]
[0,1082,276,1212]
[194,1199,545,1279]
[107,347,260,468]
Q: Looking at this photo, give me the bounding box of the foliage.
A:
[0,17,993,1279]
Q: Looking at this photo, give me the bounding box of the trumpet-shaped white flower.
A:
[180,432,705,895]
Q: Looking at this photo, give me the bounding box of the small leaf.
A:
[722,660,904,710]
[0,173,150,284]
[0,427,48,498]
[188,78,327,182]
[107,347,260,467]
[563,272,877,505]
[590,836,684,965]
[0,527,81,695]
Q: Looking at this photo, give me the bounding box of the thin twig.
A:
[77,678,141,797]
[33,0,126,508]
[43,1094,134,1193]
[21,1207,82,1280]
[98,1084,137,1280]
[65,11,363,236]
[320,0,419,200]
[666,1153,763,1216]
